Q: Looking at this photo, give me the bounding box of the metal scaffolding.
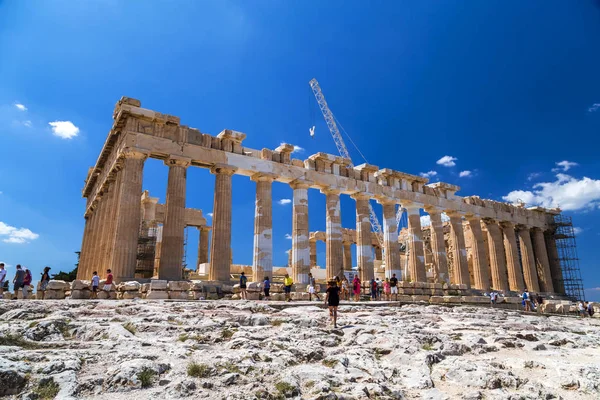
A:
[553,214,585,301]
[136,221,158,278]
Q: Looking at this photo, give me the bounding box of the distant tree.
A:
[50,251,79,282]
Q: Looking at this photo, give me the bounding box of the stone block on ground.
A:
[150,280,168,290]
[167,281,191,291]
[141,283,150,293]
[503,297,522,304]
[270,284,284,293]
[430,296,445,304]
[444,296,462,303]
[232,284,240,293]
[71,280,91,290]
[97,291,117,300]
[43,289,66,300]
[247,281,262,291]
[397,295,412,302]
[146,291,169,300]
[412,295,430,302]
[462,296,489,304]
[457,284,469,290]
[221,284,234,294]
[16,287,34,299]
[291,292,309,301]
[246,292,261,301]
[71,289,92,300]
[122,291,142,300]
[168,291,191,300]
[119,281,141,292]
[47,280,70,290]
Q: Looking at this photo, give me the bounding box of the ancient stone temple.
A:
[77,97,565,295]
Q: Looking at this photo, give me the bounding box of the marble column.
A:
[380,201,401,279]
[209,164,237,282]
[196,227,210,270]
[374,246,382,261]
[483,219,509,292]
[447,211,470,288]
[545,231,565,294]
[517,226,540,292]
[467,216,490,291]
[323,189,344,280]
[343,242,353,273]
[159,158,190,281]
[291,179,311,284]
[77,214,93,280]
[251,173,274,282]
[531,228,554,293]
[501,222,525,292]
[426,208,449,284]
[353,194,374,282]
[110,150,147,282]
[309,240,317,268]
[104,168,124,277]
[97,177,119,274]
[405,203,426,283]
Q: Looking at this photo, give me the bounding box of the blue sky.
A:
[1,1,599,300]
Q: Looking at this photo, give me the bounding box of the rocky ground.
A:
[1,300,599,400]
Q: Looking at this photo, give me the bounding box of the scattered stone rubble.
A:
[0,301,599,399]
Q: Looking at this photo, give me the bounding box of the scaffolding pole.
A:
[553,214,585,301]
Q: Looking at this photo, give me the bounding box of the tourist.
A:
[91,271,100,299]
[40,267,51,300]
[239,272,248,300]
[12,264,25,300]
[352,274,361,302]
[308,273,321,301]
[490,291,498,306]
[22,268,32,299]
[0,263,6,299]
[370,278,377,301]
[522,288,531,312]
[376,277,383,300]
[104,269,114,293]
[587,302,595,318]
[383,278,391,301]
[283,273,293,302]
[341,275,349,301]
[263,276,271,300]
[390,273,398,301]
[324,279,340,328]
[578,301,586,317]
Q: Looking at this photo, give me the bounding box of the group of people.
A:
[0,263,48,299]
[578,301,595,317]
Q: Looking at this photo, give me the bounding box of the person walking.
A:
[283,273,293,302]
[490,291,498,306]
[308,273,321,301]
[0,263,6,299]
[578,301,586,317]
[103,269,114,293]
[324,279,341,328]
[341,275,349,301]
[263,276,271,300]
[587,302,595,318]
[370,278,377,301]
[91,271,100,299]
[376,277,383,300]
[383,278,391,301]
[352,274,361,302]
[522,289,531,312]
[239,272,248,300]
[22,268,32,299]
[40,267,51,299]
[12,265,25,300]
[389,273,399,301]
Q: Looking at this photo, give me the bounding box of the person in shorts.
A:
[383,278,391,301]
[283,273,293,302]
[0,263,6,299]
[239,272,248,300]
[103,269,113,293]
[22,268,32,299]
[522,289,531,312]
[40,266,51,299]
[308,273,321,301]
[389,273,399,301]
[91,271,100,298]
[325,279,341,328]
[263,276,271,300]
[13,264,25,300]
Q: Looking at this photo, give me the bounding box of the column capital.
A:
[164,156,191,168]
[374,196,399,205]
[250,172,277,182]
[210,163,237,176]
[320,187,341,196]
[423,205,443,214]
[120,148,149,161]
[198,225,212,232]
[499,220,515,229]
[515,224,531,232]
[464,213,481,221]
[402,202,422,215]
[350,192,370,201]
[444,209,464,218]
[289,178,312,190]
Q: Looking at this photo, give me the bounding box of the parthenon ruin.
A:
[77,96,566,296]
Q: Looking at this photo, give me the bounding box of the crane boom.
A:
[309,78,385,248]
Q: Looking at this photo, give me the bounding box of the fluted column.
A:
[545,230,565,294]
[483,219,509,292]
[309,240,317,268]
[96,177,119,273]
[197,226,210,270]
[405,203,426,283]
[467,216,490,291]
[104,168,124,275]
[501,221,525,292]
[531,228,554,293]
[251,173,275,282]
[353,194,374,282]
[425,207,449,284]
[380,201,401,279]
[291,179,311,284]
[159,158,190,280]
[322,189,343,280]
[89,194,109,275]
[447,211,470,288]
[209,164,237,282]
[111,149,147,282]
[517,226,540,292]
[77,214,93,280]
[343,242,352,272]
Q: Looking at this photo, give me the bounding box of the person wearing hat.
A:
[40,266,51,299]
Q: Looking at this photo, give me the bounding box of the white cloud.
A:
[573,227,583,235]
[49,121,79,139]
[459,170,472,178]
[284,234,292,239]
[503,173,600,211]
[420,212,450,227]
[0,221,39,244]
[419,171,437,179]
[206,213,213,218]
[14,103,27,111]
[552,160,578,172]
[285,249,291,255]
[436,156,457,167]
[0,261,12,269]
[280,143,304,154]
[527,172,541,181]
[278,199,292,205]
[22,120,32,128]
[588,103,600,113]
